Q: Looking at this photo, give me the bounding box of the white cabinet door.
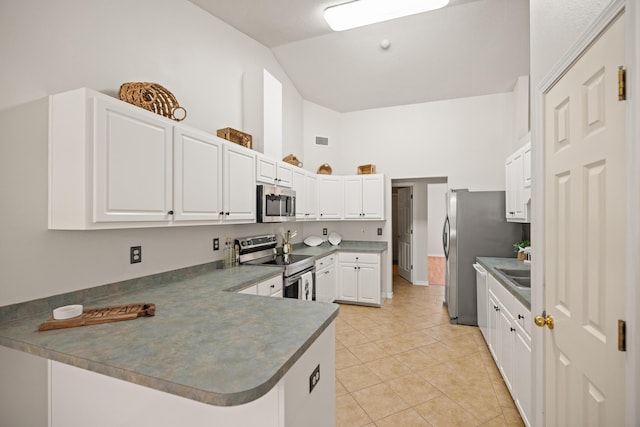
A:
[276,162,293,187]
[337,262,358,301]
[514,327,532,426]
[498,307,515,393]
[173,127,223,221]
[361,174,384,219]
[505,142,530,223]
[223,144,256,222]
[94,95,173,223]
[256,155,277,185]
[357,263,379,304]
[305,173,318,219]
[315,267,336,303]
[343,176,363,219]
[343,175,384,219]
[292,168,307,220]
[487,289,500,361]
[317,176,343,219]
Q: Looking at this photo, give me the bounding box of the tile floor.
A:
[335,271,524,426]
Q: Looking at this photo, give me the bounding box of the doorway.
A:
[391,178,447,288]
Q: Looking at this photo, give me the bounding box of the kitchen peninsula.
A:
[0,261,339,427]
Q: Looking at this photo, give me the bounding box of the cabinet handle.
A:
[270,284,275,288]
[510,327,516,332]
[494,305,500,311]
[320,213,323,217]
[518,314,525,319]
[219,211,224,215]
[225,212,230,216]
[168,210,174,215]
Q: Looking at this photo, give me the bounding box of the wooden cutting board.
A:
[38,302,155,331]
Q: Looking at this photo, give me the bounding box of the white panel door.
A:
[94,96,173,222]
[362,175,383,219]
[343,176,363,218]
[543,14,626,426]
[223,144,256,222]
[173,127,223,221]
[397,187,412,282]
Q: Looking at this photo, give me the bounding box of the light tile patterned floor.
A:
[335,272,524,427]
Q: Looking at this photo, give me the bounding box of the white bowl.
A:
[304,235,324,247]
[328,232,342,246]
[53,304,83,320]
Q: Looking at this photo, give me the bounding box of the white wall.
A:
[0,0,305,306]
[309,93,514,190]
[302,100,342,174]
[530,0,613,88]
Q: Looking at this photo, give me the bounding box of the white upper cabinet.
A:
[317,175,343,220]
[292,167,317,220]
[48,88,255,229]
[173,127,223,222]
[93,94,173,223]
[223,143,256,222]
[505,136,531,223]
[256,155,293,188]
[343,174,384,220]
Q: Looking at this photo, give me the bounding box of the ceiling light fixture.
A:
[324,0,450,31]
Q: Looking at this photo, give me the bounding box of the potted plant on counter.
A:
[514,240,530,261]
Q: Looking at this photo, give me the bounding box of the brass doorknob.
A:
[534,314,554,330]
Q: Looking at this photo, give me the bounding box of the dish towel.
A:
[301,272,313,301]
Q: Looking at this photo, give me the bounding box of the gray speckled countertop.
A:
[0,262,338,407]
[293,240,387,257]
[476,257,531,308]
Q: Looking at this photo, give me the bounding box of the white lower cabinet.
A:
[237,275,282,297]
[486,272,532,427]
[49,323,336,427]
[257,275,283,297]
[336,253,380,305]
[315,254,336,303]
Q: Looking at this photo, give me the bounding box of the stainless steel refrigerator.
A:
[442,189,522,325]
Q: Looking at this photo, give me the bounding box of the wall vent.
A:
[315,136,329,146]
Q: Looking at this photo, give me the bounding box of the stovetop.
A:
[237,234,314,277]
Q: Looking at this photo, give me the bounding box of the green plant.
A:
[514,240,530,253]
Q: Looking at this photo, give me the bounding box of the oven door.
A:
[283,268,315,300]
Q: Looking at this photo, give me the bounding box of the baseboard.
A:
[413,280,429,286]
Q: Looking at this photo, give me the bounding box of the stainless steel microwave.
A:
[256,185,296,223]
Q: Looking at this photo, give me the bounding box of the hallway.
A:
[335,273,524,426]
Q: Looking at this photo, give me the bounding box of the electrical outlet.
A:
[322,228,327,236]
[309,364,320,393]
[130,246,142,264]
[377,228,382,236]
[213,238,219,251]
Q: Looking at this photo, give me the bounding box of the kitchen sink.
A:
[510,277,531,288]
[496,267,531,288]
[496,268,530,277]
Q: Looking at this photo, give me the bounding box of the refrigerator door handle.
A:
[443,216,450,259]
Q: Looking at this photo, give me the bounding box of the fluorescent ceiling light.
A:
[324,0,450,31]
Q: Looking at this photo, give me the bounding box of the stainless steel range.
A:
[237,234,315,300]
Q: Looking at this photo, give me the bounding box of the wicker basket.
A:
[216,128,252,149]
[357,164,376,174]
[282,154,303,167]
[317,163,332,175]
[119,82,187,122]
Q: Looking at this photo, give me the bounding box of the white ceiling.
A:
[188,0,530,112]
